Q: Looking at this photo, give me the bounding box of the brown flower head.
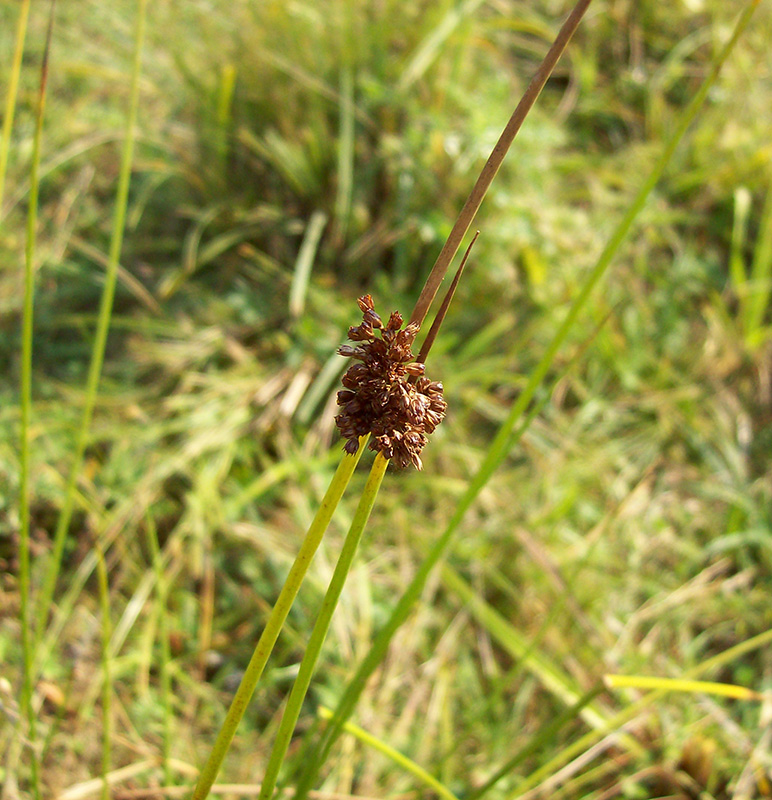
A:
[335,295,447,469]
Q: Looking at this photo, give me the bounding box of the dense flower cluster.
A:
[335,295,447,469]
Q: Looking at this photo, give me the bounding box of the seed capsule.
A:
[334,296,447,469]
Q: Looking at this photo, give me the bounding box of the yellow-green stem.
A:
[19,5,55,796]
[0,0,31,209]
[34,0,148,647]
[258,454,389,800]
[95,545,112,800]
[145,511,173,784]
[316,706,460,800]
[191,438,368,800]
[510,626,772,798]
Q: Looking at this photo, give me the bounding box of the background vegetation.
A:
[1,0,771,797]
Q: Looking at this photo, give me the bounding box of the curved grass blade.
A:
[467,685,604,800]
[315,706,462,800]
[510,625,772,798]
[34,0,148,646]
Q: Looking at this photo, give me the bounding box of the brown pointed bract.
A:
[335,295,447,469]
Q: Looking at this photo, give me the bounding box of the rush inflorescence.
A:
[335,295,447,470]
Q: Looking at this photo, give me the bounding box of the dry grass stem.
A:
[408,0,593,327]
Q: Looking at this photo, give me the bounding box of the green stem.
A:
[258,454,389,800]
[94,545,112,800]
[0,0,30,209]
[315,706,460,800]
[745,173,772,347]
[144,511,173,785]
[191,439,368,800]
[34,0,148,647]
[291,4,760,795]
[19,6,55,796]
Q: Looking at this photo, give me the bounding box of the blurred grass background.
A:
[1,0,772,797]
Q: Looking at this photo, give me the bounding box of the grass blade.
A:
[291,4,760,794]
[34,0,148,645]
[467,685,605,800]
[745,175,772,348]
[0,0,31,209]
[510,626,772,798]
[257,454,389,800]
[289,209,328,318]
[604,674,763,701]
[94,545,112,800]
[316,706,462,800]
[18,5,55,796]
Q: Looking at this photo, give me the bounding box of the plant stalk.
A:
[257,454,389,800]
[409,0,593,328]
[18,5,55,796]
[34,0,148,648]
[0,0,31,210]
[191,439,368,800]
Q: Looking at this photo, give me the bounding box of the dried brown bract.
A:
[335,295,447,469]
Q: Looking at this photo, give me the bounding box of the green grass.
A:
[2,0,772,798]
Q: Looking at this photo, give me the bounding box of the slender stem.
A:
[416,231,478,365]
[291,4,759,795]
[145,511,173,785]
[34,0,148,646]
[315,705,461,800]
[191,438,368,800]
[466,685,605,800]
[19,6,55,796]
[745,172,772,346]
[408,0,593,328]
[0,0,31,210]
[257,454,389,800]
[94,544,112,800]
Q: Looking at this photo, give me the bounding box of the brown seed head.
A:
[335,296,447,469]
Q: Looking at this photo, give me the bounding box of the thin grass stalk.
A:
[0,0,31,209]
[315,706,461,800]
[745,175,772,347]
[34,0,148,647]
[144,511,173,785]
[291,4,760,793]
[191,439,368,800]
[18,6,55,796]
[467,685,605,800]
[510,625,772,798]
[94,544,112,800]
[257,453,389,800]
[408,0,592,327]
